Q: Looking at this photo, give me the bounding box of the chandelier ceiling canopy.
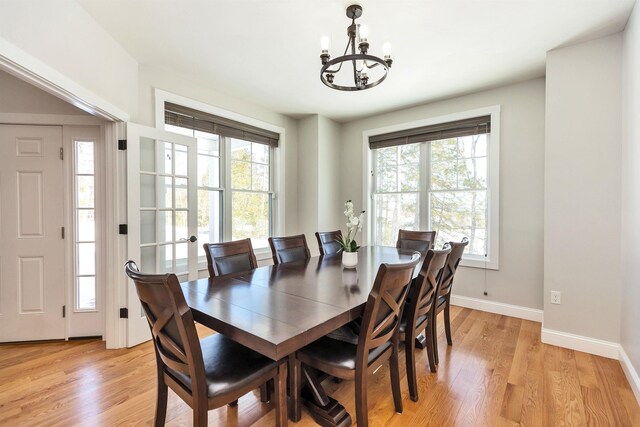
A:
[319,4,393,91]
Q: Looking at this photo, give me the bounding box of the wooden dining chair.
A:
[268,234,311,264]
[399,247,450,401]
[396,229,437,253]
[202,238,271,403]
[296,254,421,427]
[433,238,469,364]
[124,261,287,427]
[203,238,258,277]
[315,230,343,256]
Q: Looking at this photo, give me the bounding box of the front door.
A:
[126,123,198,347]
[0,125,65,342]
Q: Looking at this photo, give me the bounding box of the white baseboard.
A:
[540,327,620,359]
[619,346,640,405]
[450,294,543,322]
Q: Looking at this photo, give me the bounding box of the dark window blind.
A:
[369,115,491,149]
[164,102,279,147]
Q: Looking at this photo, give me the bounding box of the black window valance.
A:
[164,102,279,147]
[369,115,491,150]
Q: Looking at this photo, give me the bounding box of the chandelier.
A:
[319,4,393,91]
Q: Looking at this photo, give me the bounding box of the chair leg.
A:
[444,299,453,345]
[260,380,272,403]
[425,322,437,373]
[288,355,302,422]
[433,311,440,365]
[405,332,419,402]
[355,368,369,427]
[193,402,208,427]
[274,362,288,427]
[154,377,168,427]
[390,341,403,413]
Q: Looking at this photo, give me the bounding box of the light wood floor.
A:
[1,307,639,426]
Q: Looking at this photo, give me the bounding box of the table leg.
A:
[300,366,352,427]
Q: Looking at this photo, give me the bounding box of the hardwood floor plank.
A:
[1,309,638,426]
[581,385,612,426]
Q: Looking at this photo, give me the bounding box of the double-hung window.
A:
[370,108,499,268]
[164,103,278,264]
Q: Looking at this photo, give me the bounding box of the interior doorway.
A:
[0,70,108,342]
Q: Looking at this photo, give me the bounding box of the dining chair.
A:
[203,238,258,277]
[433,237,469,364]
[396,229,437,253]
[296,254,421,427]
[268,234,311,264]
[315,230,343,256]
[124,261,287,427]
[399,247,450,401]
[202,238,271,403]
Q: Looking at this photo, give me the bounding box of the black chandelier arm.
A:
[320,53,389,91]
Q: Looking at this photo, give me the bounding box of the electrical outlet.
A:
[550,291,561,305]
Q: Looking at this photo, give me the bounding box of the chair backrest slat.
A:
[396,229,436,253]
[315,230,343,256]
[357,255,421,355]
[203,239,258,278]
[438,238,469,298]
[406,248,451,333]
[268,234,311,264]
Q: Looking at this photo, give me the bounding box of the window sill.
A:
[254,247,273,262]
[460,257,498,270]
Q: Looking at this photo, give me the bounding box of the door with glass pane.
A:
[126,123,197,347]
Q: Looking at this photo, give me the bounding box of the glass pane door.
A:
[126,123,197,347]
[139,138,195,280]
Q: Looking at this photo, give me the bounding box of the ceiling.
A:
[78,0,635,122]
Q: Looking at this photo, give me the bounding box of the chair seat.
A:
[168,333,277,398]
[298,336,391,371]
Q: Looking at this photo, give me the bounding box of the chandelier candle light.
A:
[337,200,365,268]
[320,4,393,91]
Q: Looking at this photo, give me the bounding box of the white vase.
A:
[342,251,358,268]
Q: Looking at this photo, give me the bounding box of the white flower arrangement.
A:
[337,200,365,253]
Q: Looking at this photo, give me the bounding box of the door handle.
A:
[180,236,198,243]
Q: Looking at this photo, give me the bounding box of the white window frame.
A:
[362,105,500,270]
[154,89,286,264]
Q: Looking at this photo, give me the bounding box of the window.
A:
[164,103,277,260]
[369,108,499,268]
[430,135,488,257]
[74,140,97,310]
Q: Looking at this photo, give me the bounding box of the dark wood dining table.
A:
[180,246,422,426]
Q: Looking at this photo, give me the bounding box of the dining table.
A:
[180,245,422,426]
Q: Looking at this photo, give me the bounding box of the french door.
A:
[126,123,198,347]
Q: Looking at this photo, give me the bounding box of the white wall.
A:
[621,3,640,376]
[341,79,546,310]
[544,34,622,342]
[317,116,342,232]
[0,0,138,116]
[296,114,342,255]
[0,70,91,115]
[298,115,320,251]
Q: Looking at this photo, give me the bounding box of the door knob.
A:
[181,236,198,243]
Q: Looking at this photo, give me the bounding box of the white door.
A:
[0,125,65,342]
[126,123,198,347]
